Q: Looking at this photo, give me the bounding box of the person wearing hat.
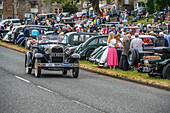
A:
[130,33,144,52]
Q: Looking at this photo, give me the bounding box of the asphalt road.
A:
[0,46,170,113]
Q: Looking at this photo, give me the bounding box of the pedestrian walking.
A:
[107,32,118,70]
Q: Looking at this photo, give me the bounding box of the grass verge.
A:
[80,61,170,88]
[0,40,170,88]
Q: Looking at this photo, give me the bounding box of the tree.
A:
[146,0,154,14]
[62,3,78,14]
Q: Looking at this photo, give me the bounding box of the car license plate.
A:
[46,63,55,67]
[63,62,71,67]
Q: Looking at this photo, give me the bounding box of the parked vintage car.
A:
[12,25,52,44]
[0,29,9,40]
[16,27,47,46]
[124,26,141,35]
[74,35,108,59]
[25,35,80,78]
[63,32,98,46]
[137,47,170,79]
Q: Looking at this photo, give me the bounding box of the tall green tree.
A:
[146,0,155,14]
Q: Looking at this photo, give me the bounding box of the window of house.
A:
[0,0,3,9]
[124,0,129,5]
[0,14,3,22]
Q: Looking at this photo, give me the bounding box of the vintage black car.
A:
[138,47,170,79]
[25,35,80,78]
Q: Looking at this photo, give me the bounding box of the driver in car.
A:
[40,35,49,43]
[57,32,64,43]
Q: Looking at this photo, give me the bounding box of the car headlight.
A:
[45,48,51,54]
[65,48,71,55]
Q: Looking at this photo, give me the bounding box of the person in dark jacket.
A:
[121,34,132,71]
[24,27,30,37]
[155,32,169,47]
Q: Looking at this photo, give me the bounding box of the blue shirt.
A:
[109,30,117,35]
[31,29,39,36]
[165,35,170,47]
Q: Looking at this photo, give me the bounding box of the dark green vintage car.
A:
[74,35,108,59]
[63,32,98,46]
[138,47,170,79]
[25,35,80,78]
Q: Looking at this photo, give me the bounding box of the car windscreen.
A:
[37,35,66,44]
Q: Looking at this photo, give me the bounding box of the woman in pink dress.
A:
[107,32,118,70]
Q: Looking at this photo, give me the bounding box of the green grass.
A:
[128,14,153,25]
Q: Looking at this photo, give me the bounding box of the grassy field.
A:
[110,14,154,25]
[128,14,153,25]
[0,40,170,88]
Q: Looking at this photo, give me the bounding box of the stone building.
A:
[0,0,42,21]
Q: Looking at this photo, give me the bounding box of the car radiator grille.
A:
[51,47,64,63]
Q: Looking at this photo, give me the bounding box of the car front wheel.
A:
[72,60,79,78]
[25,58,32,74]
[35,59,41,78]
[62,70,67,75]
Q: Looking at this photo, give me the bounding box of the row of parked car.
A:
[0,23,170,79]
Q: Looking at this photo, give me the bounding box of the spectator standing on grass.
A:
[107,32,118,70]
[130,33,144,52]
[121,34,132,71]
[116,33,123,65]
[146,11,149,22]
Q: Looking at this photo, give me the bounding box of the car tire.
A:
[86,50,94,60]
[25,58,32,74]
[62,70,67,75]
[128,49,136,66]
[162,63,170,79]
[148,72,156,77]
[72,60,79,78]
[34,59,41,78]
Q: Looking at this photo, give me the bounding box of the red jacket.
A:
[103,28,109,34]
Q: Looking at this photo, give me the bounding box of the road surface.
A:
[0,46,169,113]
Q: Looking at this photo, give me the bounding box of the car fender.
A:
[159,59,170,66]
[35,53,43,59]
[80,46,97,57]
[71,53,80,59]
[25,52,32,67]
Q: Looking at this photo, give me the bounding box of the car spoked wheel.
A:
[163,64,170,79]
[72,60,79,78]
[26,59,32,74]
[62,70,67,75]
[35,59,41,78]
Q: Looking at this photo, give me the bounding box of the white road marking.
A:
[14,76,30,83]
[37,85,53,93]
[72,100,105,113]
